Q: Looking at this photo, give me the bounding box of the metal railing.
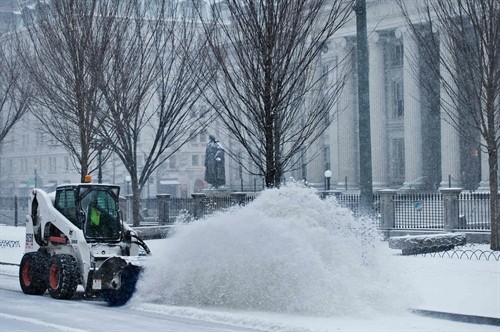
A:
[332,193,381,226]
[0,190,494,232]
[458,192,491,230]
[393,193,443,229]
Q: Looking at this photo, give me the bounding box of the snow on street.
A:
[1,186,499,331]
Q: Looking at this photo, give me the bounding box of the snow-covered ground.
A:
[1,186,499,331]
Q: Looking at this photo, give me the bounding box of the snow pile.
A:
[133,185,417,316]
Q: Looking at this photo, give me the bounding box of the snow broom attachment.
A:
[92,256,143,306]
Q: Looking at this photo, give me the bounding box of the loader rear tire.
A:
[47,254,79,300]
[19,252,48,295]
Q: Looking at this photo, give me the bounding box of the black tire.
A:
[101,265,141,306]
[19,252,48,295]
[47,254,80,300]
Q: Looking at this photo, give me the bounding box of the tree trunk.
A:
[488,147,500,250]
[80,152,90,183]
[132,193,141,228]
[264,107,275,188]
[130,174,142,228]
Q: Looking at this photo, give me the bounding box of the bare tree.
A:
[96,1,213,225]
[198,0,355,187]
[398,0,500,250]
[0,34,31,143]
[16,0,120,182]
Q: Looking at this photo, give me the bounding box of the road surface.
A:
[0,272,261,332]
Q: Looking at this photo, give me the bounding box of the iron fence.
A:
[0,196,29,226]
[0,191,494,232]
[459,192,490,230]
[142,196,254,223]
[393,193,443,229]
[334,193,381,226]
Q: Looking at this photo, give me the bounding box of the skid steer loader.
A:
[19,176,151,306]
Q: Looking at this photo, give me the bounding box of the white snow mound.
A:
[133,185,417,316]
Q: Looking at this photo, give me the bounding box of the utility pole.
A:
[355,0,373,215]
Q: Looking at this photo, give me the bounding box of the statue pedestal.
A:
[202,187,230,197]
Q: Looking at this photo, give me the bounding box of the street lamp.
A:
[125,175,131,195]
[324,170,332,191]
[34,164,37,188]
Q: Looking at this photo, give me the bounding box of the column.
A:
[397,28,423,188]
[335,37,358,190]
[328,39,343,187]
[438,31,461,188]
[479,137,489,190]
[369,32,388,189]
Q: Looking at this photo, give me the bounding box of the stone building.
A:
[0,0,490,197]
[292,0,486,193]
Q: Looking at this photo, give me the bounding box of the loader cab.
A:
[54,184,122,242]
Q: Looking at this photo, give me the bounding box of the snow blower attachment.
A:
[19,180,151,306]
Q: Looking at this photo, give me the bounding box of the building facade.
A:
[295,0,486,193]
[0,0,491,197]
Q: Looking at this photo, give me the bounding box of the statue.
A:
[204,135,226,188]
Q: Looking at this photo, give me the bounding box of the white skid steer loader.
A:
[19,177,151,306]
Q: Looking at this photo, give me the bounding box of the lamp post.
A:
[324,170,332,191]
[34,164,37,188]
[125,175,131,195]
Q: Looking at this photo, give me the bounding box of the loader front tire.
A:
[47,254,79,300]
[19,252,48,295]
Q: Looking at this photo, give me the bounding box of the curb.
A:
[411,309,500,326]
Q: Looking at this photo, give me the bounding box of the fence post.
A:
[378,189,397,239]
[191,193,206,219]
[230,192,246,206]
[157,194,171,225]
[14,195,18,227]
[440,188,462,232]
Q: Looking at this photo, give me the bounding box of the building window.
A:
[389,42,403,67]
[21,158,27,174]
[200,132,207,143]
[36,131,43,147]
[49,157,57,172]
[324,146,330,171]
[169,155,177,169]
[390,138,405,184]
[189,131,197,142]
[192,155,200,166]
[391,80,404,118]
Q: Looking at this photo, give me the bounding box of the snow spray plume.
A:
[134,185,416,316]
